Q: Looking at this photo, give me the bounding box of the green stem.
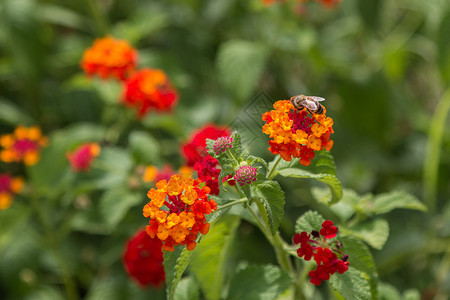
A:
[85,0,109,35]
[225,148,239,165]
[215,198,247,211]
[29,196,79,300]
[423,88,450,213]
[267,155,282,180]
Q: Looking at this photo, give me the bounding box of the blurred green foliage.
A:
[0,0,449,299]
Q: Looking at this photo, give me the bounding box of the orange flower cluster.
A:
[81,36,138,80]
[262,100,334,166]
[122,68,179,117]
[143,164,192,183]
[0,173,23,210]
[143,174,217,252]
[0,126,48,166]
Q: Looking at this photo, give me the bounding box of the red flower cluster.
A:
[143,175,217,252]
[194,155,221,195]
[66,143,100,172]
[294,220,349,286]
[122,68,178,118]
[81,36,138,81]
[123,229,165,288]
[181,124,230,167]
[0,173,23,210]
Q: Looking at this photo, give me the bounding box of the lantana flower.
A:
[294,220,349,286]
[81,36,138,81]
[193,155,221,195]
[262,99,334,166]
[143,164,192,183]
[234,165,258,186]
[143,174,217,252]
[66,143,101,172]
[181,124,230,167]
[123,229,165,288]
[122,68,178,118]
[0,173,24,210]
[0,126,48,166]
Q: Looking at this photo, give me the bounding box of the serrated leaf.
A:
[128,131,161,164]
[330,267,372,300]
[276,151,342,204]
[164,247,195,300]
[99,187,142,228]
[250,181,285,234]
[348,218,389,250]
[294,210,325,234]
[174,277,200,300]
[339,236,378,298]
[226,264,292,300]
[372,191,426,214]
[217,40,269,101]
[0,98,34,125]
[190,216,240,300]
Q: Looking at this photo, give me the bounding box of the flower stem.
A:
[423,88,450,213]
[267,155,282,180]
[30,196,79,300]
[215,198,247,211]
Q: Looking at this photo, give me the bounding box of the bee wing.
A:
[307,96,325,102]
[303,100,318,111]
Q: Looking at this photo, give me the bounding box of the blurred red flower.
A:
[123,229,165,288]
[181,124,230,167]
[122,68,178,118]
[0,173,24,210]
[66,143,100,172]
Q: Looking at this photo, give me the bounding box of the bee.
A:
[290,94,326,115]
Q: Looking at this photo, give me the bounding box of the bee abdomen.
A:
[315,104,324,114]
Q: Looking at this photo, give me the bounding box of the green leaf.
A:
[0,203,31,249]
[0,98,34,125]
[217,40,269,101]
[190,216,240,300]
[339,236,378,299]
[24,285,65,300]
[128,131,161,164]
[164,247,195,300]
[294,210,325,234]
[372,191,427,214]
[250,181,285,234]
[27,123,106,197]
[174,277,200,300]
[378,282,402,300]
[348,218,389,250]
[99,187,142,228]
[226,264,292,300]
[330,267,372,300]
[276,151,342,204]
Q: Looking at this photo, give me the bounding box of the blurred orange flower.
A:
[81,36,138,80]
[262,99,334,166]
[0,126,48,166]
[0,174,24,210]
